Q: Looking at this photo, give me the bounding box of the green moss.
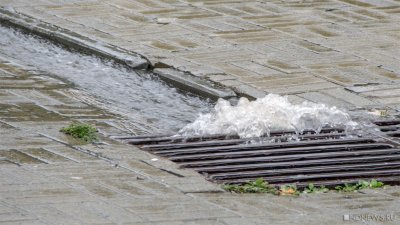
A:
[60,122,98,143]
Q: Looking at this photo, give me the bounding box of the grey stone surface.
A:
[0,1,400,224]
[1,47,399,225]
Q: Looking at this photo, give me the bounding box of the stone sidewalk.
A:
[1,0,400,224]
[1,0,399,111]
[1,47,400,225]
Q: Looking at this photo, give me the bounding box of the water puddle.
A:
[0,25,212,133]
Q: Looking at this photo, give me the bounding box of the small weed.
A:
[335,183,361,192]
[303,183,329,194]
[60,122,98,143]
[335,179,385,192]
[279,184,300,196]
[369,179,385,188]
[223,178,278,194]
[223,179,385,195]
[223,179,300,196]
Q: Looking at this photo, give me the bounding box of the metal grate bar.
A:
[209,162,400,180]
[385,131,400,137]
[151,138,376,156]
[142,138,247,151]
[374,120,400,126]
[139,132,347,151]
[179,148,400,168]
[377,125,400,132]
[195,154,400,173]
[168,143,393,161]
[119,123,400,187]
[120,127,345,145]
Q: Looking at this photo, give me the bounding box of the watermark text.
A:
[343,214,396,222]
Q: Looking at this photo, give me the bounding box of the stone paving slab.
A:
[0,1,400,225]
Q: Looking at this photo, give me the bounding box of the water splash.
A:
[178,94,358,138]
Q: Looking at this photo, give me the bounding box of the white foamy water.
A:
[0,25,212,133]
[178,94,358,138]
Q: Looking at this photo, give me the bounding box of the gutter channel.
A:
[0,8,236,101]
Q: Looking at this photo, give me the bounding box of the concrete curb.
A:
[0,7,237,101]
[154,68,236,100]
[0,8,149,70]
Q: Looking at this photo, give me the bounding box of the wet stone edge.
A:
[0,7,237,101]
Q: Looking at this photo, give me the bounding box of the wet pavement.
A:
[0,25,212,133]
[0,43,400,225]
[0,53,224,224]
[0,0,400,224]
[1,0,399,110]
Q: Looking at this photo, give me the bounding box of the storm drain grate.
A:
[115,124,400,188]
[374,119,400,138]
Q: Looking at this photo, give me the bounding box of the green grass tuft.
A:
[60,122,98,143]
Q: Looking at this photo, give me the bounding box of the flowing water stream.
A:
[1,25,365,138]
[0,25,212,133]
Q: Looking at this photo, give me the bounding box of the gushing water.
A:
[0,26,363,137]
[178,94,358,138]
[0,25,212,133]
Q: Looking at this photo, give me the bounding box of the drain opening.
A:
[374,120,400,138]
[115,121,400,188]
